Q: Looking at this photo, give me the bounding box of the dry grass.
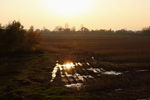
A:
[40,33,150,99]
[1,33,150,100]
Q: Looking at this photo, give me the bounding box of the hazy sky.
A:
[0,0,150,30]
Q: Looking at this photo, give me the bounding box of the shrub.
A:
[142,26,150,34]
[0,21,42,54]
[22,27,42,51]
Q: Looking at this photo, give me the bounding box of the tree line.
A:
[37,24,150,34]
[0,21,149,54]
[0,21,42,55]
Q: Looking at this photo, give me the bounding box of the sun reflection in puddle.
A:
[50,62,75,82]
[63,62,75,69]
[50,60,123,89]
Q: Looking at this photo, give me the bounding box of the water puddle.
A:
[50,64,59,82]
[103,71,122,75]
[77,62,83,66]
[50,60,122,89]
[137,98,150,100]
[136,69,148,72]
[87,67,105,73]
[65,83,83,89]
[86,62,90,66]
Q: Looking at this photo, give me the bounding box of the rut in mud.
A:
[50,56,122,89]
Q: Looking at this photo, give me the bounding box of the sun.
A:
[45,0,92,17]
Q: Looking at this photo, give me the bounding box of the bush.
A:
[22,27,42,51]
[142,26,150,34]
[0,21,42,54]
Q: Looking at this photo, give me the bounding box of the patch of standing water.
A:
[50,64,59,82]
[65,83,83,89]
[136,69,148,72]
[86,62,90,66]
[137,98,150,100]
[87,67,122,75]
[50,62,75,82]
[103,71,122,75]
[77,62,83,66]
[87,68,103,73]
[50,60,123,89]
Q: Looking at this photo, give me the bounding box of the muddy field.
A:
[1,33,150,100]
[42,33,150,99]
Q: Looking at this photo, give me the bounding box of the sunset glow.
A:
[45,0,92,17]
[0,0,150,30]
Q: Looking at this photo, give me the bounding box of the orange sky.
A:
[0,0,150,30]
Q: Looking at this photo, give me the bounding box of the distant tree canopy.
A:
[32,22,150,35]
[35,23,150,35]
[80,27,89,32]
[142,26,150,34]
[0,21,42,54]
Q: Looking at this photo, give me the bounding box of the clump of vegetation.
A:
[142,26,150,34]
[0,21,42,55]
